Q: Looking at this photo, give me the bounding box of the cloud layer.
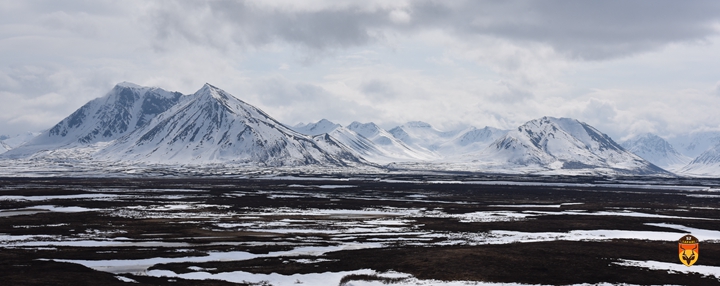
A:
[2,0,720,139]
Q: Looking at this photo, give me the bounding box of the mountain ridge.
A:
[0,82,678,175]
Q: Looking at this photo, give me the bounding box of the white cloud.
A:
[389,10,411,24]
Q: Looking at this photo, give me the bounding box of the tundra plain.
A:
[1,175,720,285]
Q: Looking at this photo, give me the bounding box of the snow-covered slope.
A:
[388,121,463,153]
[436,126,508,158]
[0,132,41,154]
[679,142,720,176]
[1,132,41,148]
[621,133,690,171]
[292,119,341,136]
[668,131,720,159]
[325,126,394,162]
[473,117,667,175]
[3,82,182,158]
[0,142,9,154]
[96,84,365,166]
[292,119,433,163]
[347,122,437,160]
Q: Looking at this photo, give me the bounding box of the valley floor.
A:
[1,176,720,285]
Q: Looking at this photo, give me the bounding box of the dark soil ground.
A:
[1,175,719,285]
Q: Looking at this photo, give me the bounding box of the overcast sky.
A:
[2,0,720,140]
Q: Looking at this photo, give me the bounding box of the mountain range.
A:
[2,82,720,176]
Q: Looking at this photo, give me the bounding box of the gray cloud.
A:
[251,76,384,126]
[360,79,396,101]
[147,0,720,60]
[148,1,388,53]
[436,1,720,59]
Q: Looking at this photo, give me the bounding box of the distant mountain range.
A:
[2,82,720,176]
[469,117,667,175]
[620,133,691,171]
[618,132,720,176]
[0,132,41,154]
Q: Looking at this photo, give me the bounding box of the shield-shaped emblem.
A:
[678,234,699,267]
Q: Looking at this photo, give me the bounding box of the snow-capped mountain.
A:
[680,142,720,176]
[0,141,9,154]
[292,119,341,136]
[473,117,667,175]
[436,126,508,158]
[3,82,182,158]
[292,119,433,163]
[293,119,387,160]
[388,121,463,152]
[668,131,720,159]
[347,121,437,160]
[0,131,41,154]
[96,84,365,166]
[1,132,41,148]
[621,133,690,171]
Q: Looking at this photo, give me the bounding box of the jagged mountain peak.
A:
[291,119,342,136]
[177,84,286,129]
[315,119,340,128]
[197,82,225,96]
[347,121,382,138]
[192,83,235,104]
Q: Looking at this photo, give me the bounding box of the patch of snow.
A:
[613,259,720,280]
[115,276,138,283]
[147,268,377,286]
[0,194,125,201]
